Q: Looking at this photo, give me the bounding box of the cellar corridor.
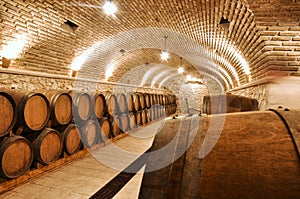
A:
[1,0,300,198]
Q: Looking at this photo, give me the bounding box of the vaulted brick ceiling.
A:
[1,0,300,90]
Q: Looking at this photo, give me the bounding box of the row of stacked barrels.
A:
[0,90,176,179]
[202,94,259,115]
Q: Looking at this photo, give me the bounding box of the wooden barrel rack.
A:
[0,89,177,194]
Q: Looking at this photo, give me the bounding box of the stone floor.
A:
[0,120,165,199]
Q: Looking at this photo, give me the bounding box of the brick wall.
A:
[1,0,299,108]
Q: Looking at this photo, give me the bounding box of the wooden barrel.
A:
[120,114,130,132]
[149,94,154,107]
[61,124,82,155]
[202,96,209,114]
[226,94,241,113]
[204,95,227,115]
[111,116,122,137]
[169,95,176,104]
[0,91,17,137]
[126,94,134,112]
[160,106,166,117]
[94,93,106,119]
[81,120,99,147]
[117,93,128,114]
[29,128,62,165]
[156,106,161,118]
[0,136,33,178]
[132,93,140,111]
[141,110,147,125]
[165,95,170,105]
[159,95,163,105]
[200,111,300,198]
[99,117,112,142]
[146,109,151,123]
[129,112,137,130]
[72,92,92,122]
[240,96,259,111]
[135,111,142,126]
[150,107,156,121]
[145,94,151,108]
[204,94,259,114]
[153,94,158,105]
[43,90,72,126]
[6,90,50,132]
[139,94,146,110]
[105,94,119,117]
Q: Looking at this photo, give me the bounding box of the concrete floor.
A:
[0,121,164,199]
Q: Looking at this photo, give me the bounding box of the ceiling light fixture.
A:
[161,35,169,61]
[178,57,184,74]
[103,1,117,16]
[178,67,184,74]
[186,74,192,80]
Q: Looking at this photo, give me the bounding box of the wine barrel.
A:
[61,124,82,155]
[152,94,158,105]
[99,117,112,142]
[28,128,63,165]
[149,94,154,107]
[111,116,121,137]
[6,90,50,132]
[204,94,259,115]
[145,94,151,108]
[81,120,99,147]
[120,114,130,132]
[141,110,147,125]
[0,91,16,137]
[162,95,166,106]
[126,94,134,112]
[129,112,137,130]
[202,96,209,114]
[135,111,142,126]
[158,95,163,105]
[226,94,241,113]
[146,109,151,123]
[165,95,170,105]
[139,94,146,110]
[200,111,300,198]
[0,136,33,178]
[240,96,259,111]
[72,91,92,122]
[117,93,128,114]
[150,107,156,121]
[132,94,140,112]
[105,94,119,117]
[94,93,106,119]
[160,106,166,117]
[43,90,72,126]
[170,95,176,104]
[204,95,227,115]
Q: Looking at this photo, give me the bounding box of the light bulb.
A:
[161,51,169,60]
[178,67,184,74]
[103,1,117,16]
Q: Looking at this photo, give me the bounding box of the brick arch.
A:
[2,0,298,87]
[75,27,235,89]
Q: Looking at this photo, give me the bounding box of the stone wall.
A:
[229,76,300,111]
[0,69,173,95]
[229,83,269,111]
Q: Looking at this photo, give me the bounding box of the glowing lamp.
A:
[103,1,117,16]
[160,51,169,60]
[178,67,184,74]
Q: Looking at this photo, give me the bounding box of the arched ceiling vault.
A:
[1,0,300,90]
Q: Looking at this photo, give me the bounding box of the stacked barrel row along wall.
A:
[0,89,176,184]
